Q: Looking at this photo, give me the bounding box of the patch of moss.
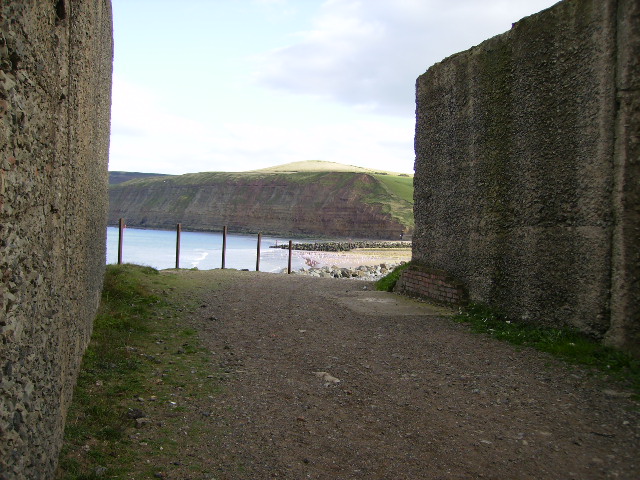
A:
[375,262,412,292]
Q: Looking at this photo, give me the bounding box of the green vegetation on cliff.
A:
[109,161,414,239]
[109,171,172,185]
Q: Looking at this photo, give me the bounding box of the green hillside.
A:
[109,161,414,239]
[109,171,171,185]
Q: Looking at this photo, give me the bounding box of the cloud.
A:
[109,76,415,175]
[253,0,559,116]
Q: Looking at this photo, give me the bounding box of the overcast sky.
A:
[109,0,559,175]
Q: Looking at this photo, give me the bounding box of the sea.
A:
[106,226,314,272]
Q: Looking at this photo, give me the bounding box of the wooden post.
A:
[221,225,227,269]
[287,240,293,274]
[117,218,124,265]
[256,232,262,272]
[175,223,181,269]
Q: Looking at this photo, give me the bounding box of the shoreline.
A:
[298,247,411,268]
[288,261,407,280]
[289,248,412,278]
[108,224,412,243]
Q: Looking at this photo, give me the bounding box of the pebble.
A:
[135,418,150,428]
[126,408,146,419]
[290,262,405,281]
[314,371,341,383]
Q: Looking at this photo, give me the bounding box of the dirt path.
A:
[184,271,638,479]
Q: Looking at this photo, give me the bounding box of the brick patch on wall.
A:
[394,264,468,305]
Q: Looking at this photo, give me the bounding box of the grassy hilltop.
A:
[109,161,414,240]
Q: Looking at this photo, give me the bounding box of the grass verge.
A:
[375,262,411,292]
[454,303,640,394]
[56,264,226,479]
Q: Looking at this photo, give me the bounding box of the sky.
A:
[109,0,560,175]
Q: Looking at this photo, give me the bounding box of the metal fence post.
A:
[117,218,124,265]
[175,223,181,269]
[221,225,227,269]
[256,232,262,272]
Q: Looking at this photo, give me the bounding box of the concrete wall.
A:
[0,1,113,477]
[413,0,638,355]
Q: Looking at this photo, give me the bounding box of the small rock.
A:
[94,466,107,477]
[126,408,146,419]
[135,418,150,428]
[314,371,340,384]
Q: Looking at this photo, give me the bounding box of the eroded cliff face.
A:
[109,172,412,240]
[0,1,113,477]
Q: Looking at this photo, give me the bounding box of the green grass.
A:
[56,265,226,479]
[373,174,414,204]
[454,303,640,394]
[375,262,411,292]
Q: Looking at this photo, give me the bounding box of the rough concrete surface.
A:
[413,0,639,355]
[0,1,113,478]
[188,271,640,479]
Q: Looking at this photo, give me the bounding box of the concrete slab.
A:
[332,290,453,317]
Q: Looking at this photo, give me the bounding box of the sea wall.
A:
[412,0,639,355]
[0,1,113,477]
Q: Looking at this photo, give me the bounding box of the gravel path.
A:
[189,271,639,479]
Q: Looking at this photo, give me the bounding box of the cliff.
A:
[411,0,639,355]
[0,0,113,477]
[108,164,414,240]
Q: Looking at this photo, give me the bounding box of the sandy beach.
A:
[297,247,411,269]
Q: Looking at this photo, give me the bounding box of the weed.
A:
[375,262,411,292]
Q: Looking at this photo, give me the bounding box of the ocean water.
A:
[106,227,313,272]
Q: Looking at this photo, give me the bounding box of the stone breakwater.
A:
[271,241,411,252]
[284,262,406,281]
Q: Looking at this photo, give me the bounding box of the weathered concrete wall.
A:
[413,0,639,355]
[0,1,113,477]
